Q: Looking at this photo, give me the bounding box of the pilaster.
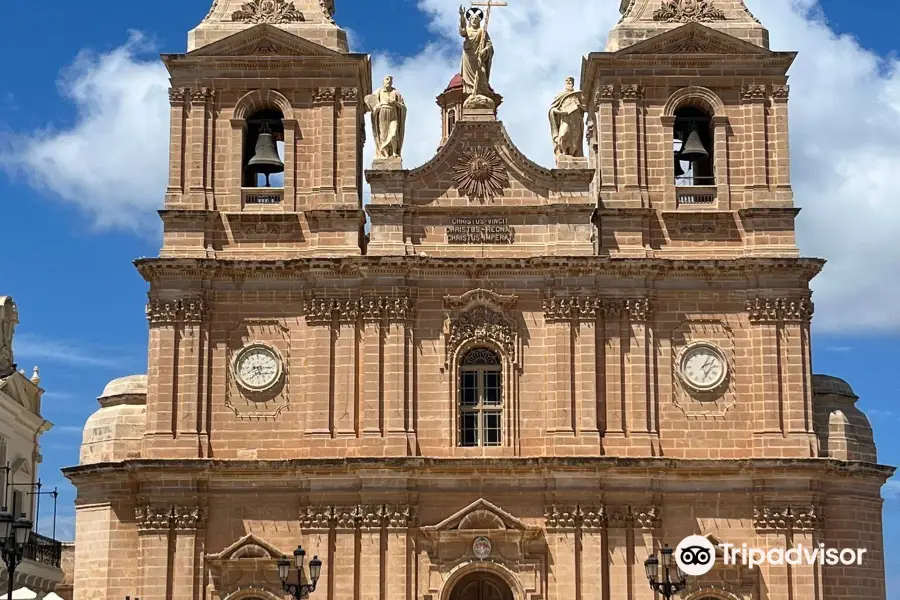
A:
[187,88,214,208]
[171,505,207,600]
[357,505,383,600]
[135,505,173,600]
[742,84,769,190]
[338,88,362,205]
[312,87,337,204]
[594,85,617,194]
[166,88,187,202]
[770,85,791,190]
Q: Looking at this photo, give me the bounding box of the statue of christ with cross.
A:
[458,0,507,104]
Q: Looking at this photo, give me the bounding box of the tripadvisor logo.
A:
[674,535,868,576]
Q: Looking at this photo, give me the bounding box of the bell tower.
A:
[158,0,371,262]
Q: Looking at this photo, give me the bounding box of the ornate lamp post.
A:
[278,545,322,599]
[644,545,687,599]
[0,509,33,600]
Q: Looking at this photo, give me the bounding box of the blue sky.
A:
[1,0,899,591]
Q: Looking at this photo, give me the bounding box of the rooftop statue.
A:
[548,77,586,158]
[458,6,495,104]
[365,75,407,160]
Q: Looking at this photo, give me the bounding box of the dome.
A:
[812,374,857,399]
[444,73,464,92]
[80,374,148,465]
[99,374,147,401]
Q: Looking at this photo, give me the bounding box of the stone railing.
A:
[242,187,284,206]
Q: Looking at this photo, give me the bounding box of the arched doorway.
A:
[450,572,514,600]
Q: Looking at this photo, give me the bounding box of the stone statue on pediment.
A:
[364,75,407,160]
[548,77,586,158]
[458,6,495,101]
[0,296,18,377]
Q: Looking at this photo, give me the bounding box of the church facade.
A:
[65,1,892,600]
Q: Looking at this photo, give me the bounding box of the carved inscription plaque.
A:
[447,218,514,244]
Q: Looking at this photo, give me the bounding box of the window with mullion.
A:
[458,348,503,447]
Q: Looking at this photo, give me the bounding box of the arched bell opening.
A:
[673,106,714,187]
[243,108,286,188]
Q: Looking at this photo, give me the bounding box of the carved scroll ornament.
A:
[232,0,305,24]
[653,0,726,23]
[746,297,814,323]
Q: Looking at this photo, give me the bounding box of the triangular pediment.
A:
[618,22,771,56]
[0,373,38,413]
[187,24,340,58]
[208,532,284,561]
[423,498,532,532]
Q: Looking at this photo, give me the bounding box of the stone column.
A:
[605,508,631,600]
[619,85,643,192]
[135,505,172,600]
[303,302,334,437]
[331,507,358,600]
[602,306,625,444]
[384,506,413,600]
[630,507,659,600]
[770,85,791,190]
[171,506,206,600]
[748,298,783,454]
[742,84,769,190]
[166,88,186,201]
[358,505,383,600]
[299,507,334,600]
[312,87,337,204]
[144,301,179,453]
[544,506,578,600]
[594,85,617,193]
[623,299,656,455]
[385,300,412,441]
[176,299,207,457]
[282,118,298,211]
[229,118,245,207]
[575,315,600,442]
[712,115,731,208]
[580,507,606,600]
[360,306,382,437]
[334,305,359,437]
[338,88,361,204]
[187,88,212,208]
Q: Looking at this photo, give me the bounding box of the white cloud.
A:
[3,2,900,332]
[0,31,169,233]
[14,333,137,369]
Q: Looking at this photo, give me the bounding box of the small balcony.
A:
[0,531,64,594]
[676,185,717,207]
[24,531,62,568]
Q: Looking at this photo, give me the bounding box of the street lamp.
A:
[0,509,33,600]
[278,545,322,600]
[644,545,687,599]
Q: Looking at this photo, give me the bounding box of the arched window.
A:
[458,348,503,447]
[447,108,457,136]
[673,106,714,188]
[243,108,285,189]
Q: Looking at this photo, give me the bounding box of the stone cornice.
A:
[65,457,895,483]
[746,296,814,323]
[753,504,821,532]
[543,296,652,323]
[302,296,415,324]
[134,257,826,283]
[135,504,208,531]
[298,504,416,530]
[146,298,210,325]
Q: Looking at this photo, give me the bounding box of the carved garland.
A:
[447,306,516,363]
[302,297,414,324]
[545,505,659,531]
[232,0,305,24]
[135,505,208,531]
[168,88,186,105]
[313,87,336,104]
[299,505,415,530]
[741,84,767,101]
[147,299,209,325]
[753,505,820,532]
[746,296,814,323]
[542,296,653,323]
[452,147,510,202]
[653,0,726,23]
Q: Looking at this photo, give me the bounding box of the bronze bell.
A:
[247,122,284,187]
[679,129,709,163]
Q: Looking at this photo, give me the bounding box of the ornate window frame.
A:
[443,290,520,453]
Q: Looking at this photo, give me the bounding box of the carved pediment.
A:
[422,499,536,533]
[207,532,284,563]
[444,289,518,313]
[617,22,771,56]
[187,23,340,58]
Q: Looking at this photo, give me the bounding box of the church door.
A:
[450,574,513,600]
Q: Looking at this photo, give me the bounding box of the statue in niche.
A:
[0,297,18,376]
[548,77,586,158]
[458,6,495,100]
[364,75,407,159]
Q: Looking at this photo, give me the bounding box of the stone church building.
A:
[65,0,892,599]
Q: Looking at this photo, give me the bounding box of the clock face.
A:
[679,343,727,392]
[233,344,282,392]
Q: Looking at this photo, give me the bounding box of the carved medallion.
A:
[452,147,509,201]
[232,0,305,24]
[653,0,726,23]
[472,536,492,559]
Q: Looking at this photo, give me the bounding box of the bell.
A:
[679,129,709,163]
[674,156,685,177]
[246,123,284,187]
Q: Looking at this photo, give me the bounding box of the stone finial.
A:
[30,367,40,386]
[189,0,347,53]
[607,0,768,52]
[0,296,18,377]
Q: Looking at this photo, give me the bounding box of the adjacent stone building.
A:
[0,297,64,595]
[64,1,893,599]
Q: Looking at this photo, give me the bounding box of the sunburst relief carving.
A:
[653,0,726,23]
[452,147,509,201]
[232,0,305,24]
